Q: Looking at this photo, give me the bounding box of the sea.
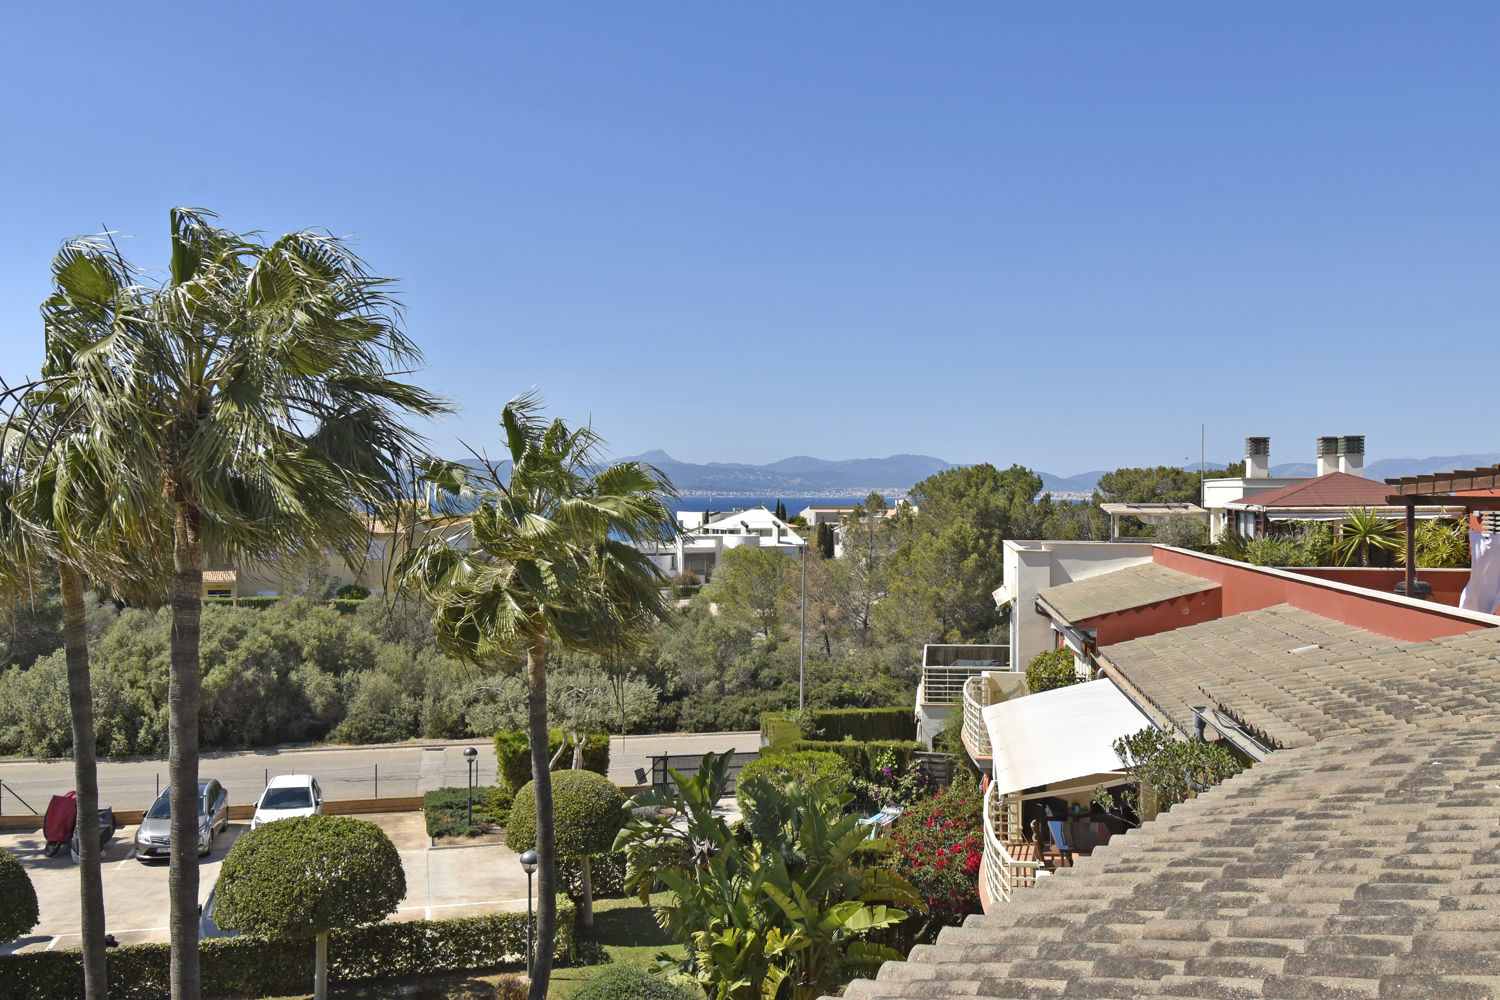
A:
[670,495,902,517]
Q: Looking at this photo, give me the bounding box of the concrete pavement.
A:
[0,811,557,953]
[0,731,761,815]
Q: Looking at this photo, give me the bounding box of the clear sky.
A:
[2,4,1496,475]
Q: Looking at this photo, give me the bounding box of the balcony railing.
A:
[920,663,996,705]
[962,675,994,758]
[983,780,1040,906]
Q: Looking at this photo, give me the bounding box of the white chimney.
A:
[1245,437,1270,479]
[1316,436,1340,477]
[1337,435,1365,477]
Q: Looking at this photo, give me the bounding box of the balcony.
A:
[960,672,1027,762]
[981,780,1041,907]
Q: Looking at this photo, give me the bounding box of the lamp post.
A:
[798,543,806,711]
[519,849,539,979]
[463,746,478,829]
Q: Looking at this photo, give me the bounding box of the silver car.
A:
[133,780,229,861]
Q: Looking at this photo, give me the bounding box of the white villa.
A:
[644,506,805,583]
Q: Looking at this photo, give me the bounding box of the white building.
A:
[645,506,805,583]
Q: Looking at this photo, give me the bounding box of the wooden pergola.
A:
[1385,464,1500,595]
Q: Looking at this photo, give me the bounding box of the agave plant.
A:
[1334,507,1402,567]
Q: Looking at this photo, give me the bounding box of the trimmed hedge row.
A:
[0,900,576,1000]
[761,707,916,749]
[494,729,610,793]
[787,739,927,785]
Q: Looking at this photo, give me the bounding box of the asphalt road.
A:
[0,731,761,815]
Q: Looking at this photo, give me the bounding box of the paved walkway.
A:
[0,731,761,815]
[0,811,552,953]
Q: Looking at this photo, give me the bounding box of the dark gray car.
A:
[133,780,229,860]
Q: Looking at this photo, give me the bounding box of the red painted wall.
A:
[1151,549,1491,642]
[1078,588,1223,647]
[1288,567,1471,609]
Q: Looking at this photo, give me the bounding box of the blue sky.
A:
[2,4,1496,475]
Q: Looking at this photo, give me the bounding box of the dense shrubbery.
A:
[885,772,984,936]
[737,750,854,809]
[493,729,610,794]
[761,706,915,748]
[423,785,509,838]
[0,902,576,1000]
[0,849,38,944]
[572,966,701,1000]
[1026,647,1080,693]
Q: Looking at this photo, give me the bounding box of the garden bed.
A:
[423,785,511,841]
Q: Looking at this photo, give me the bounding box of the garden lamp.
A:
[463,746,478,827]
[519,849,539,978]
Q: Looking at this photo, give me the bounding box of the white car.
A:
[250,774,322,829]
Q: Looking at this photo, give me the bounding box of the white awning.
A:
[982,679,1153,798]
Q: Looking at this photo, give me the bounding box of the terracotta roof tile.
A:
[1225,472,1391,509]
[1037,564,1220,624]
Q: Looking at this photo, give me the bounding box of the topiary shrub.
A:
[572,966,702,1000]
[507,769,628,925]
[493,729,610,793]
[736,750,854,830]
[0,848,39,944]
[1026,647,1080,693]
[216,814,406,1000]
[335,584,371,600]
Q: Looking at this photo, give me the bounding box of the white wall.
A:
[1002,540,1157,670]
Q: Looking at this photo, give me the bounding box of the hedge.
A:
[761,707,915,749]
[787,739,926,785]
[506,770,628,861]
[0,900,576,1000]
[493,729,610,793]
[738,750,854,803]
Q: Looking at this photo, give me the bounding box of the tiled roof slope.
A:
[840,717,1500,1000]
[1097,606,1406,748]
[1037,565,1220,624]
[1225,472,1389,509]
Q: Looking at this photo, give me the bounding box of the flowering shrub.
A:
[855,746,933,809]
[884,773,983,937]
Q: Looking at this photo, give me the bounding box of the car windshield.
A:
[145,791,209,820]
[261,787,313,809]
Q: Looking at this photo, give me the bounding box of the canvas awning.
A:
[982,679,1153,797]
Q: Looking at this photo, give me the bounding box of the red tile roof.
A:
[1226,471,1390,509]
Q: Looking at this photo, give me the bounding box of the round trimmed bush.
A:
[506,769,628,859]
[216,814,406,938]
[0,848,39,943]
[572,966,702,1000]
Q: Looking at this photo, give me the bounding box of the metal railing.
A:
[983,781,1040,906]
[647,750,759,795]
[920,663,997,705]
[962,675,995,757]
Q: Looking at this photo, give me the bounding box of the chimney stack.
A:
[1245,437,1270,479]
[1337,435,1365,477]
[1316,436,1340,477]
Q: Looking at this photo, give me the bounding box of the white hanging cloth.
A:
[1461,528,1500,614]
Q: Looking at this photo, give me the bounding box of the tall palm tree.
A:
[45,209,445,1000]
[399,393,677,999]
[0,244,169,1000]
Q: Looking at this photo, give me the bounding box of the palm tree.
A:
[399,393,677,1000]
[42,209,445,1000]
[1335,507,1402,567]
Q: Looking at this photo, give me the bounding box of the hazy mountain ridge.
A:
[450,451,1500,498]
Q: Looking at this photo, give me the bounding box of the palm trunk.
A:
[526,640,555,1000]
[168,504,203,1000]
[60,561,107,1000]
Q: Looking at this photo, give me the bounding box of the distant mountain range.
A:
[447,451,1500,498]
[621,451,951,495]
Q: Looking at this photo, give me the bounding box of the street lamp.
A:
[463,746,478,828]
[519,849,539,979]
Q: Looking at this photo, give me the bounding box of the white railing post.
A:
[962,675,993,756]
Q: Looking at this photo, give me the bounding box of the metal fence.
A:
[643,750,759,794]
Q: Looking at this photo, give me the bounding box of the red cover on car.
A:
[44,791,77,843]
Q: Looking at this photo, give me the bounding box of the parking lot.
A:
[0,812,536,954]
